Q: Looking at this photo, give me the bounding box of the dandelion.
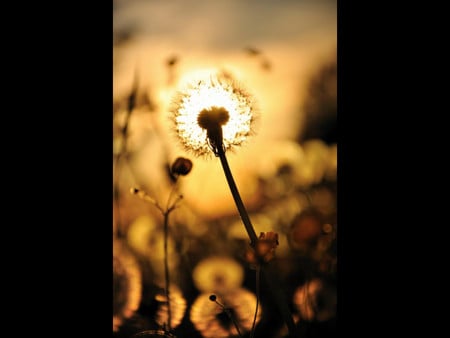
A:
[293,279,337,322]
[171,71,256,157]
[190,289,261,338]
[171,70,258,245]
[171,70,297,336]
[113,240,142,332]
[192,256,244,293]
[154,284,187,330]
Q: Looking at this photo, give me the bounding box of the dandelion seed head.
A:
[171,70,256,157]
[190,289,262,337]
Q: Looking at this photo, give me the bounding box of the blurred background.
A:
[113,0,337,337]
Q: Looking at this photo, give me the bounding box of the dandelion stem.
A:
[216,145,258,246]
[210,295,243,338]
[214,136,299,337]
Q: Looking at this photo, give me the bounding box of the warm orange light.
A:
[190,289,262,337]
[192,256,244,293]
[293,279,336,322]
[154,284,187,329]
[113,240,142,332]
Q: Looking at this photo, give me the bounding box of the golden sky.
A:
[114,0,336,138]
[113,0,337,219]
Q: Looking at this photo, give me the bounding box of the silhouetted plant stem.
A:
[216,145,258,246]
[209,295,243,337]
[132,187,184,334]
[163,210,172,331]
[162,187,183,332]
[214,140,299,337]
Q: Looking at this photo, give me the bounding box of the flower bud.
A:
[171,157,193,176]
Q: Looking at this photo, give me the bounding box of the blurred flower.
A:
[245,231,279,265]
[293,278,336,322]
[171,71,255,157]
[154,284,187,330]
[297,139,331,186]
[192,256,244,293]
[190,289,261,337]
[170,202,209,236]
[126,215,158,257]
[310,186,336,218]
[126,216,179,278]
[113,240,142,332]
[251,140,305,198]
[288,208,324,252]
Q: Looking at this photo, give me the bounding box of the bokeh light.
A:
[190,289,261,337]
[192,256,244,293]
[113,240,143,332]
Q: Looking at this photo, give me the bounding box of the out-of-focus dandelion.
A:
[297,139,332,186]
[154,284,187,330]
[288,208,324,252]
[190,290,261,338]
[126,216,179,276]
[192,256,244,293]
[293,278,337,322]
[113,240,142,332]
[126,215,158,256]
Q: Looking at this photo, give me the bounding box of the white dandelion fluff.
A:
[171,70,256,157]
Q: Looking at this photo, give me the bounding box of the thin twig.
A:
[131,186,184,333]
[211,296,243,338]
[163,206,172,331]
